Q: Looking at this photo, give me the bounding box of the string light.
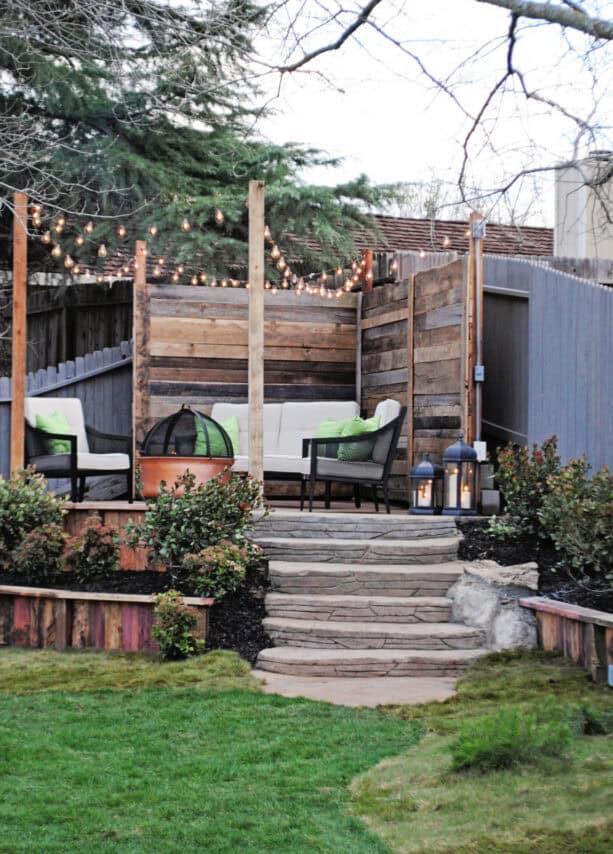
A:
[54,220,64,234]
[117,225,127,238]
[84,221,94,234]
[180,218,191,232]
[419,248,426,258]
[73,265,80,275]
[199,273,207,283]
[96,274,104,284]
[276,257,286,270]
[41,231,52,244]
[157,257,165,266]
[98,244,107,258]
[210,278,217,287]
[264,225,271,241]
[148,224,158,237]
[190,275,198,286]
[221,279,228,288]
[153,265,161,277]
[51,244,62,258]
[214,208,224,224]
[177,264,184,274]
[270,244,280,260]
[75,234,84,247]
[443,236,451,247]
[172,272,180,283]
[64,255,74,269]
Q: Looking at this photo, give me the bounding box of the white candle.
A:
[461,485,472,509]
[417,481,432,507]
[446,469,458,506]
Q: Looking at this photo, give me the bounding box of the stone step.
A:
[256,647,486,678]
[258,536,460,564]
[265,592,451,623]
[269,561,463,597]
[263,618,484,650]
[251,511,457,541]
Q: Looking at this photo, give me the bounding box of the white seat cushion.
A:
[25,397,89,453]
[77,452,130,471]
[277,401,359,457]
[374,399,401,427]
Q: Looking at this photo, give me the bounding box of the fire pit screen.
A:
[140,405,233,458]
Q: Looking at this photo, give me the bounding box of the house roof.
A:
[355,215,554,257]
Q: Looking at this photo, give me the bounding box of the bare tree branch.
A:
[477,0,613,40]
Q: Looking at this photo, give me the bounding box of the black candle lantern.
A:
[442,439,478,515]
[409,455,443,515]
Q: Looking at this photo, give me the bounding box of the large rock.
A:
[448,560,538,651]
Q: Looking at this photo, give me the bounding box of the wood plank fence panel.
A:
[0,341,132,487]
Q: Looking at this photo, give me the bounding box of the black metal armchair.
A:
[300,407,407,513]
[24,397,132,503]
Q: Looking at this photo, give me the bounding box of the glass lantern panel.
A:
[444,463,460,508]
[460,462,476,509]
[416,479,433,509]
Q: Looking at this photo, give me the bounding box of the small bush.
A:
[539,459,613,584]
[450,704,574,772]
[0,469,65,564]
[489,436,560,539]
[152,590,205,660]
[180,540,253,600]
[10,522,67,584]
[65,516,120,582]
[127,470,265,569]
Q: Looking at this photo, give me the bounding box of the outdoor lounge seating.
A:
[24,397,132,503]
[211,398,405,512]
[301,399,406,513]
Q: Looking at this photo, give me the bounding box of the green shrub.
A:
[450,703,574,772]
[0,469,65,564]
[489,436,560,538]
[10,522,67,584]
[180,540,252,599]
[152,590,205,660]
[65,516,120,582]
[127,471,265,569]
[538,459,613,583]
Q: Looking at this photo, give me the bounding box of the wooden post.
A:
[406,273,415,472]
[355,292,362,410]
[248,180,265,485]
[10,192,28,475]
[362,249,373,292]
[132,240,149,489]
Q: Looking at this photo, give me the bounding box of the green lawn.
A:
[351,651,613,853]
[0,649,418,853]
[1,648,611,853]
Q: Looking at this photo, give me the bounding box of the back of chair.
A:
[24,398,89,453]
[371,406,406,471]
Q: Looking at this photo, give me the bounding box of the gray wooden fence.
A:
[0,341,133,490]
[483,257,612,470]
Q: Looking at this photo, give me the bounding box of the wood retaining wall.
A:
[521,597,613,684]
[0,584,212,653]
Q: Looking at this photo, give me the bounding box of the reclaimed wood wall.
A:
[359,258,469,500]
[360,279,411,500]
[134,285,358,443]
[0,585,212,652]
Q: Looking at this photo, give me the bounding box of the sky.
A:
[254,0,613,226]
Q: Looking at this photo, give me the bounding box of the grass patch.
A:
[351,651,613,853]
[0,648,258,694]
[0,649,419,853]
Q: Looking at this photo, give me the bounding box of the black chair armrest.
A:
[85,425,131,455]
[25,423,77,465]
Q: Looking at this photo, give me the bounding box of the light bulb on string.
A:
[327,290,333,299]
[419,248,426,258]
[158,257,165,266]
[180,218,191,232]
[351,261,357,271]
[319,285,326,297]
[199,273,207,283]
[231,279,239,288]
[271,285,277,295]
[344,279,352,291]
[264,225,271,241]
[84,221,94,235]
[270,244,280,260]
[153,265,161,277]
[41,231,52,244]
[32,204,42,215]
[122,265,131,275]
[64,255,74,269]
[96,274,104,284]
[443,236,451,247]
[210,278,217,288]
[117,224,127,238]
[51,244,62,258]
[245,282,250,289]
[98,244,107,258]
[191,275,198,286]
[221,279,228,288]
[214,208,224,224]
[148,224,158,237]
[265,280,271,290]
[54,221,64,234]
[73,265,80,275]
[390,259,398,272]
[171,272,180,283]
[282,279,289,288]
[177,264,184,274]
[75,234,84,247]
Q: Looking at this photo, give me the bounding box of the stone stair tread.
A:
[269,561,463,577]
[258,536,459,549]
[259,647,485,662]
[266,593,450,606]
[263,617,479,637]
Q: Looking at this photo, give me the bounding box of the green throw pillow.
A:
[194,416,240,457]
[337,415,380,462]
[35,411,74,455]
[314,418,346,458]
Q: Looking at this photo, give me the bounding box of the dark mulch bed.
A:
[1,565,272,664]
[458,520,612,612]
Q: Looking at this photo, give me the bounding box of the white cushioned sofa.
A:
[211,399,405,512]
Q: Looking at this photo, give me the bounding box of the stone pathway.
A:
[251,511,488,686]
